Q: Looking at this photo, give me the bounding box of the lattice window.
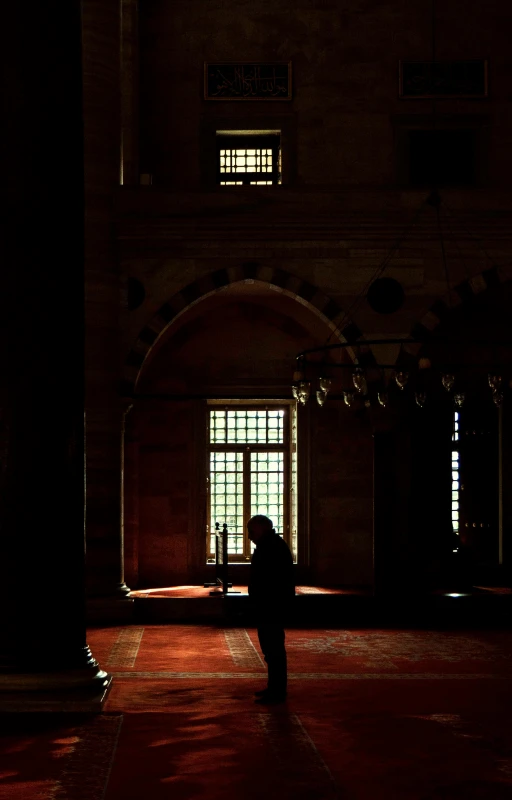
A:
[452,411,460,536]
[207,404,293,561]
[250,452,284,534]
[210,409,285,445]
[220,148,273,174]
[217,133,281,186]
[209,452,244,555]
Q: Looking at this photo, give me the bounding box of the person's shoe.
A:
[254,692,287,705]
[254,688,269,697]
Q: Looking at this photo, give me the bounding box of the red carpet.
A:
[86,624,512,675]
[2,626,512,799]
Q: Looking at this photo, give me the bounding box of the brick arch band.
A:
[399,265,506,366]
[121,263,364,397]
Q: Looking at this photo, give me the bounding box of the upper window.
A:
[408,129,476,187]
[217,132,281,186]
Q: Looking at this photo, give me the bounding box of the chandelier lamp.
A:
[291,339,509,411]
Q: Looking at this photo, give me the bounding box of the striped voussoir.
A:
[122,264,363,396]
[407,265,504,345]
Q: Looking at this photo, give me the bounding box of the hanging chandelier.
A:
[292,338,509,411]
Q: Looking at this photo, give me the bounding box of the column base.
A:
[87,582,131,598]
[86,595,134,624]
[86,580,134,622]
[0,677,112,712]
[0,664,112,711]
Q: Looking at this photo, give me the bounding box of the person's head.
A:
[247,515,275,545]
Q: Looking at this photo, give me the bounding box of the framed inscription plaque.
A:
[204,62,292,100]
[399,60,488,99]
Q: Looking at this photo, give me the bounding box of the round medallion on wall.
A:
[366,277,404,314]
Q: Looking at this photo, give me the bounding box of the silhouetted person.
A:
[248,515,295,704]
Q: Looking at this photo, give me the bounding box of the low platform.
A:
[131,585,354,598]
[129,585,512,627]
[130,585,354,623]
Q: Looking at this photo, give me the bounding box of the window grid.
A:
[209,452,244,555]
[220,149,273,173]
[219,180,276,186]
[208,406,289,561]
[250,452,285,534]
[217,135,281,186]
[290,404,298,558]
[452,411,460,536]
[210,409,285,445]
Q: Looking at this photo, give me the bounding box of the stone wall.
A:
[137,0,512,188]
[310,402,374,585]
[111,0,512,591]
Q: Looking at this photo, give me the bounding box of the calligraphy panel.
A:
[204,62,292,100]
[399,60,488,99]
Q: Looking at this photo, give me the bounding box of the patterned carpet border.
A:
[107,628,144,668]
[259,712,338,796]
[224,629,265,668]
[110,671,512,680]
[53,714,123,800]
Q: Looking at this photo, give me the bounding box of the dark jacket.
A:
[248,532,295,616]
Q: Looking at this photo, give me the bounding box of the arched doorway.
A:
[123,281,374,590]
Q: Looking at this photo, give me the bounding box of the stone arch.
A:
[121,263,364,396]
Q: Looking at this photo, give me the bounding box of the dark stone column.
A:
[121,0,140,186]
[0,0,110,707]
[373,426,413,596]
[408,401,454,590]
[124,409,140,589]
[82,0,132,617]
[500,406,512,581]
[458,394,500,583]
[373,397,453,595]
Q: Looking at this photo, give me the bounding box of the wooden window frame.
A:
[207,401,293,562]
